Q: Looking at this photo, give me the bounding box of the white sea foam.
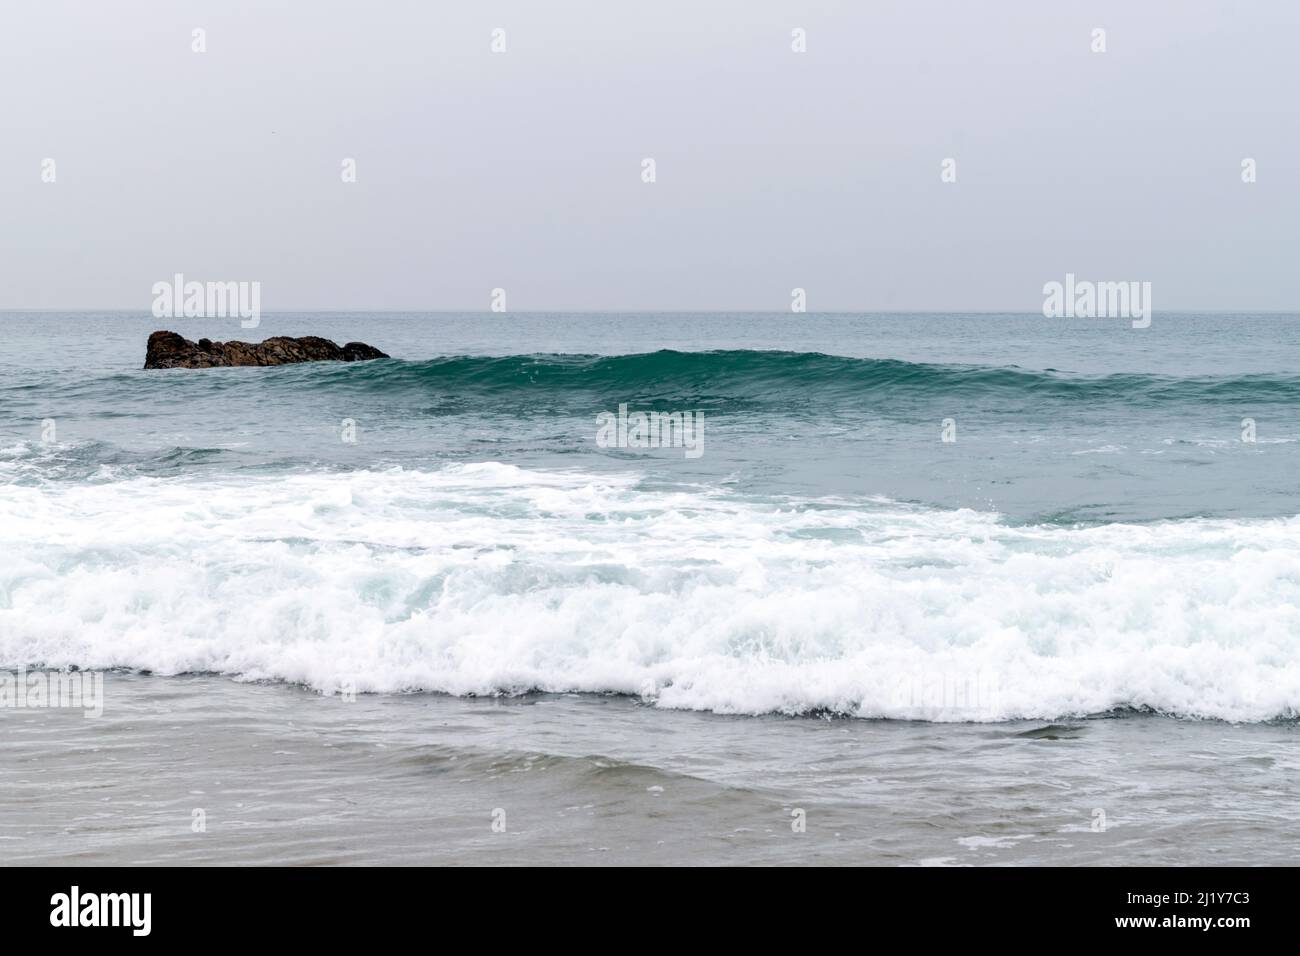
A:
[2,462,1300,722]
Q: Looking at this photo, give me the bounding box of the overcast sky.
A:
[2,0,1297,312]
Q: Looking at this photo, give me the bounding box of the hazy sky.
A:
[2,0,1297,311]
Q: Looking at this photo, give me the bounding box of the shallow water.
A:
[3,673,1297,866]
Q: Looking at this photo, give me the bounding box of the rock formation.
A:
[144,331,388,368]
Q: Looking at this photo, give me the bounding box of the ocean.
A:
[3,311,1299,864]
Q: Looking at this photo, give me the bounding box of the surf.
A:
[2,462,1299,723]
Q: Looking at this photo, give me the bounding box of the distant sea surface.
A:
[2,312,1298,864]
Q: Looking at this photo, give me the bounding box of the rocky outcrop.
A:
[144,331,389,368]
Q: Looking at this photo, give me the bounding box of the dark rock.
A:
[144,330,389,369]
[341,341,390,361]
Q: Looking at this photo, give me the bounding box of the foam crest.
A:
[3,464,1299,722]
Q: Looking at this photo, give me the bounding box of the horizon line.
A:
[3,308,1299,316]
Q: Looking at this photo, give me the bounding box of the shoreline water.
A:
[3,672,1297,866]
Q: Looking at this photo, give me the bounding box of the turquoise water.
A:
[5,311,1300,522]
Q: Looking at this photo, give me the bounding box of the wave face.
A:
[3,462,1299,722]
[145,350,1300,406]
[29,350,1300,410]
